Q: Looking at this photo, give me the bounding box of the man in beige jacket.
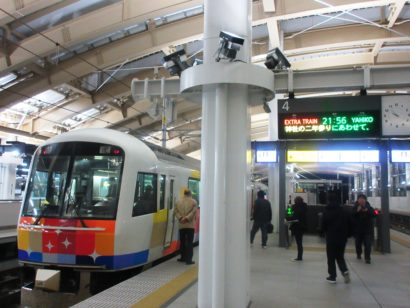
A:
[174,189,197,265]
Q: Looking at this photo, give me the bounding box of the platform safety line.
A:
[390,233,410,249]
[130,265,198,308]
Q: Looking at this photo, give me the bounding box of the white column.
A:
[198,0,251,307]
[268,97,280,233]
[212,84,228,307]
[198,85,216,308]
[225,84,249,306]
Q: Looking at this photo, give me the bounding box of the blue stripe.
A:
[18,249,28,260]
[19,249,150,270]
[113,250,149,269]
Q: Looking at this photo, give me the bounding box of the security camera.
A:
[163,49,191,76]
[264,48,291,71]
[215,31,245,62]
[263,101,271,113]
[219,31,245,45]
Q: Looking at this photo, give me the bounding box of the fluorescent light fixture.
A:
[12,102,39,114]
[391,150,410,163]
[62,107,102,127]
[0,73,17,86]
[32,89,65,106]
[10,89,65,115]
[61,118,79,127]
[287,150,379,163]
[256,150,277,163]
[295,91,352,98]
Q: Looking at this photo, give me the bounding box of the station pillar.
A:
[267,96,287,247]
[379,141,391,253]
[267,97,280,234]
[180,0,274,307]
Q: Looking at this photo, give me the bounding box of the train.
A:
[17,128,200,293]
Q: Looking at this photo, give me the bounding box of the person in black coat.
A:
[289,196,307,261]
[250,190,272,248]
[352,194,375,264]
[322,192,351,284]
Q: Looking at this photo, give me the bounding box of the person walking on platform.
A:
[352,194,375,264]
[174,189,197,265]
[289,196,308,261]
[322,192,351,284]
[250,190,272,249]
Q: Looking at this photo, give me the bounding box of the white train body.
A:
[18,128,200,270]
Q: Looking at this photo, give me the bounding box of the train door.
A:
[164,177,176,247]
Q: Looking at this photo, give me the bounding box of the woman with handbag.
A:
[289,196,308,261]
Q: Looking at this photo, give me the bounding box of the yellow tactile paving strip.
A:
[131,265,198,308]
[390,232,410,249]
[129,231,409,307]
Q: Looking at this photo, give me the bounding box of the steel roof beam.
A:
[274,65,410,93]
[387,0,407,28]
[0,0,66,27]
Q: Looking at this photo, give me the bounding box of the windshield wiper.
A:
[73,204,88,228]
[33,200,50,225]
[67,195,88,228]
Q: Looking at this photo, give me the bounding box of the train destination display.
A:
[279,111,379,139]
[278,96,381,140]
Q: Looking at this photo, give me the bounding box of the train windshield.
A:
[22,142,124,220]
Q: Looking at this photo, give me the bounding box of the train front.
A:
[18,140,124,270]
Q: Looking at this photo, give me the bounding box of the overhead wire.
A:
[2,6,200,144]
[0,7,148,117]
[0,9,168,135]
[0,7,135,91]
[0,38,132,128]
[0,82,160,140]
[313,0,410,38]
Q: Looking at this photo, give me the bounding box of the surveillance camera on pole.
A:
[163,49,191,76]
[215,31,245,62]
[264,48,291,71]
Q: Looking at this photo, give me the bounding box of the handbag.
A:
[267,223,274,234]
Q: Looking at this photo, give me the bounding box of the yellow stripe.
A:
[131,265,198,308]
[153,209,168,223]
[391,233,410,249]
[190,170,200,179]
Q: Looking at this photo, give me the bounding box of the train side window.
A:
[169,179,174,209]
[160,175,166,210]
[188,177,200,206]
[133,172,158,216]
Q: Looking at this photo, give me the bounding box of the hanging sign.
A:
[278,96,381,139]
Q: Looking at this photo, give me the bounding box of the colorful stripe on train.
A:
[17,216,180,270]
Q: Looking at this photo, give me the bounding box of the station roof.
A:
[0,0,409,160]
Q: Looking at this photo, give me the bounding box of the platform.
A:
[0,227,17,245]
[75,231,410,308]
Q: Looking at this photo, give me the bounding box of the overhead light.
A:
[264,48,291,71]
[0,73,17,86]
[163,49,191,76]
[215,31,244,62]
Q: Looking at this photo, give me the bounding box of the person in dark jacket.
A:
[250,190,272,248]
[352,194,375,264]
[322,192,351,284]
[289,196,308,261]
